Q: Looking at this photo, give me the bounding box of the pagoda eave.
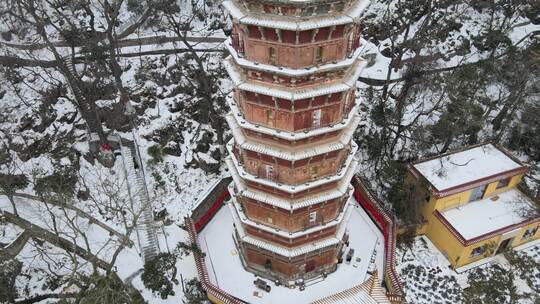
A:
[226,94,361,141]
[225,40,366,77]
[223,0,370,31]
[224,57,366,99]
[226,140,359,190]
[226,113,359,161]
[230,187,354,239]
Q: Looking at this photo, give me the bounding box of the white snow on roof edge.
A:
[413,144,524,191]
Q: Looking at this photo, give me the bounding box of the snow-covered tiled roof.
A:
[224,57,365,100]
[223,0,370,31]
[412,143,525,191]
[229,188,354,239]
[225,40,365,77]
[311,273,391,304]
[440,189,536,240]
[227,113,359,161]
[226,141,359,193]
[227,94,360,141]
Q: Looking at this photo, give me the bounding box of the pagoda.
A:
[223,0,368,282]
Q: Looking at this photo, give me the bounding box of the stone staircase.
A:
[65,57,101,138]
[119,138,160,261]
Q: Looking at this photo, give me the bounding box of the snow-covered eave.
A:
[227,94,361,141]
[224,56,365,100]
[226,141,359,194]
[230,201,352,258]
[229,188,354,239]
[229,162,355,210]
[223,0,370,31]
[226,113,359,161]
[224,40,365,77]
[311,271,391,304]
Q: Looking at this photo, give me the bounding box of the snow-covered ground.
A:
[396,237,464,304]
[396,236,540,304]
[0,222,23,245]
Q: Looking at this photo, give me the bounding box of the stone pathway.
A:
[117,135,160,262]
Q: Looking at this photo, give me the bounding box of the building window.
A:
[265,164,274,180]
[469,184,487,202]
[470,245,486,258]
[314,46,323,64]
[309,211,317,224]
[266,109,274,121]
[312,109,322,127]
[522,226,538,240]
[268,47,277,64]
[266,212,273,224]
[496,177,511,189]
[310,166,318,178]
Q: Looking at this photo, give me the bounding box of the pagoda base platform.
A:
[197,197,385,304]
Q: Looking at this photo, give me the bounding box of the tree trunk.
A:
[7,194,18,216]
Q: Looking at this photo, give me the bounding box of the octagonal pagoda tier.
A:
[225,56,364,132]
[223,0,368,282]
[231,137,357,186]
[224,0,369,69]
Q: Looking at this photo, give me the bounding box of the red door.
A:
[305,260,315,272]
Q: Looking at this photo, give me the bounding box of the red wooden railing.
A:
[186,217,245,304]
[185,175,404,303]
[352,175,404,303]
[194,188,230,232]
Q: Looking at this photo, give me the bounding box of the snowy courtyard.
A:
[198,199,385,304]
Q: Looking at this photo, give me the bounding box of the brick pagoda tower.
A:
[223,0,368,283]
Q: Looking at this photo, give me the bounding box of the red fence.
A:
[186,217,245,304]
[186,175,404,303]
[191,177,232,232]
[352,175,404,303]
[194,188,230,232]
[353,189,388,248]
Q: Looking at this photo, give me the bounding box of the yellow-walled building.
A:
[407,143,540,269]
